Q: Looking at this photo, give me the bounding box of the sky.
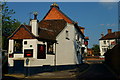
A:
[6,2,118,48]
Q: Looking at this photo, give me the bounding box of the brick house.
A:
[8,3,88,74]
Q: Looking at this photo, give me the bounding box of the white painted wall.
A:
[23,39,38,58]
[56,23,75,65]
[56,23,84,65]
[99,39,116,56]
[74,27,85,64]
[24,40,55,67]
[8,23,85,67]
[27,55,55,66]
[8,40,14,54]
[31,20,38,36]
[8,39,55,67]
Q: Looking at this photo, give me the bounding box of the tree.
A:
[92,44,100,56]
[2,2,21,50]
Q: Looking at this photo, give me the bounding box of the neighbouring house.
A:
[87,48,93,56]
[99,29,120,56]
[84,37,89,53]
[8,3,88,74]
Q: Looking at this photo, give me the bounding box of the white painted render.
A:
[56,23,75,65]
[23,39,38,58]
[8,39,55,67]
[27,55,55,66]
[56,23,84,65]
[31,20,38,36]
[8,40,14,54]
[99,39,116,56]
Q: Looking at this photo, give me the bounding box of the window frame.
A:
[47,42,54,55]
[14,39,23,53]
[103,41,106,44]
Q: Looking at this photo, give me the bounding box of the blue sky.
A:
[7,2,118,48]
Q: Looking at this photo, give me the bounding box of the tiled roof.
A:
[43,6,74,24]
[99,31,120,40]
[8,25,36,39]
[25,25,31,32]
[38,19,67,40]
[8,19,66,41]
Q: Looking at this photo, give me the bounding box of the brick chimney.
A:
[108,29,112,34]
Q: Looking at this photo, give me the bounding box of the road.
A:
[2,64,120,80]
[77,64,119,80]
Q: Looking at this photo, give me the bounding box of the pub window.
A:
[47,42,54,54]
[37,45,46,59]
[14,39,23,53]
[24,49,33,57]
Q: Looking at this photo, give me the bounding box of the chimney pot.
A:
[101,34,104,37]
[33,12,38,20]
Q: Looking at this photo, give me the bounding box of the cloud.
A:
[106,24,110,26]
[100,24,105,26]
[99,1,117,10]
[100,23,116,26]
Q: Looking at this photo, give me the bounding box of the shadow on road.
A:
[2,76,21,80]
[76,63,119,80]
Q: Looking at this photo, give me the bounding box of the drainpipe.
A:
[54,43,56,66]
[54,43,57,71]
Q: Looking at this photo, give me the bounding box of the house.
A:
[99,29,120,56]
[87,48,93,56]
[8,3,88,74]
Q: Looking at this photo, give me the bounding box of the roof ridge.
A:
[56,7,74,23]
[42,6,74,24]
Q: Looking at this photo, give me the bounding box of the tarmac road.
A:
[2,63,119,80]
[77,64,119,80]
